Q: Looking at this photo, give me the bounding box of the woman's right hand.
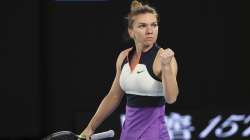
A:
[79,126,95,140]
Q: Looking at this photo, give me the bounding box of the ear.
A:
[128,28,134,39]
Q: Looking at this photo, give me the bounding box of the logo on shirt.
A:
[137,70,144,74]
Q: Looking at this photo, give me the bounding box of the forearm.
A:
[162,66,179,104]
[87,93,122,130]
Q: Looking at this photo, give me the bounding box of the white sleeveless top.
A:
[120,63,163,96]
[119,45,164,97]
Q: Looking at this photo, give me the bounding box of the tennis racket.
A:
[42,130,115,140]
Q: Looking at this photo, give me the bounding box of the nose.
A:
[146,26,153,34]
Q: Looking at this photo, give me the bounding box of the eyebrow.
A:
[137,22,158,25]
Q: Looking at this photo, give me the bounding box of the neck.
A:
[134,43,154,54]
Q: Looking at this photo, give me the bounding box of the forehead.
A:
[133,13,157,24]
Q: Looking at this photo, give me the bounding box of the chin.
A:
[144,42,154,47]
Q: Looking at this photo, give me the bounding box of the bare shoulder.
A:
[116,48,132,70]
[155,47,164,61]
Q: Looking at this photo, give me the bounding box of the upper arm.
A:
[107,50,128,99]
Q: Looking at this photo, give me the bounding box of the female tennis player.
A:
[80,1,179,140]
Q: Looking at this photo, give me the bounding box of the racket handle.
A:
[90,130,115,140]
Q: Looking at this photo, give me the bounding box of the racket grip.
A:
[90,130,115,140]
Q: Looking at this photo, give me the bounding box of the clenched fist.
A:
[160,48,175,66]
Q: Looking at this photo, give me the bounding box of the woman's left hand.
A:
[160,48,175,66]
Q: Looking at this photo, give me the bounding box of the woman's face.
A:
[129,13,158,47]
